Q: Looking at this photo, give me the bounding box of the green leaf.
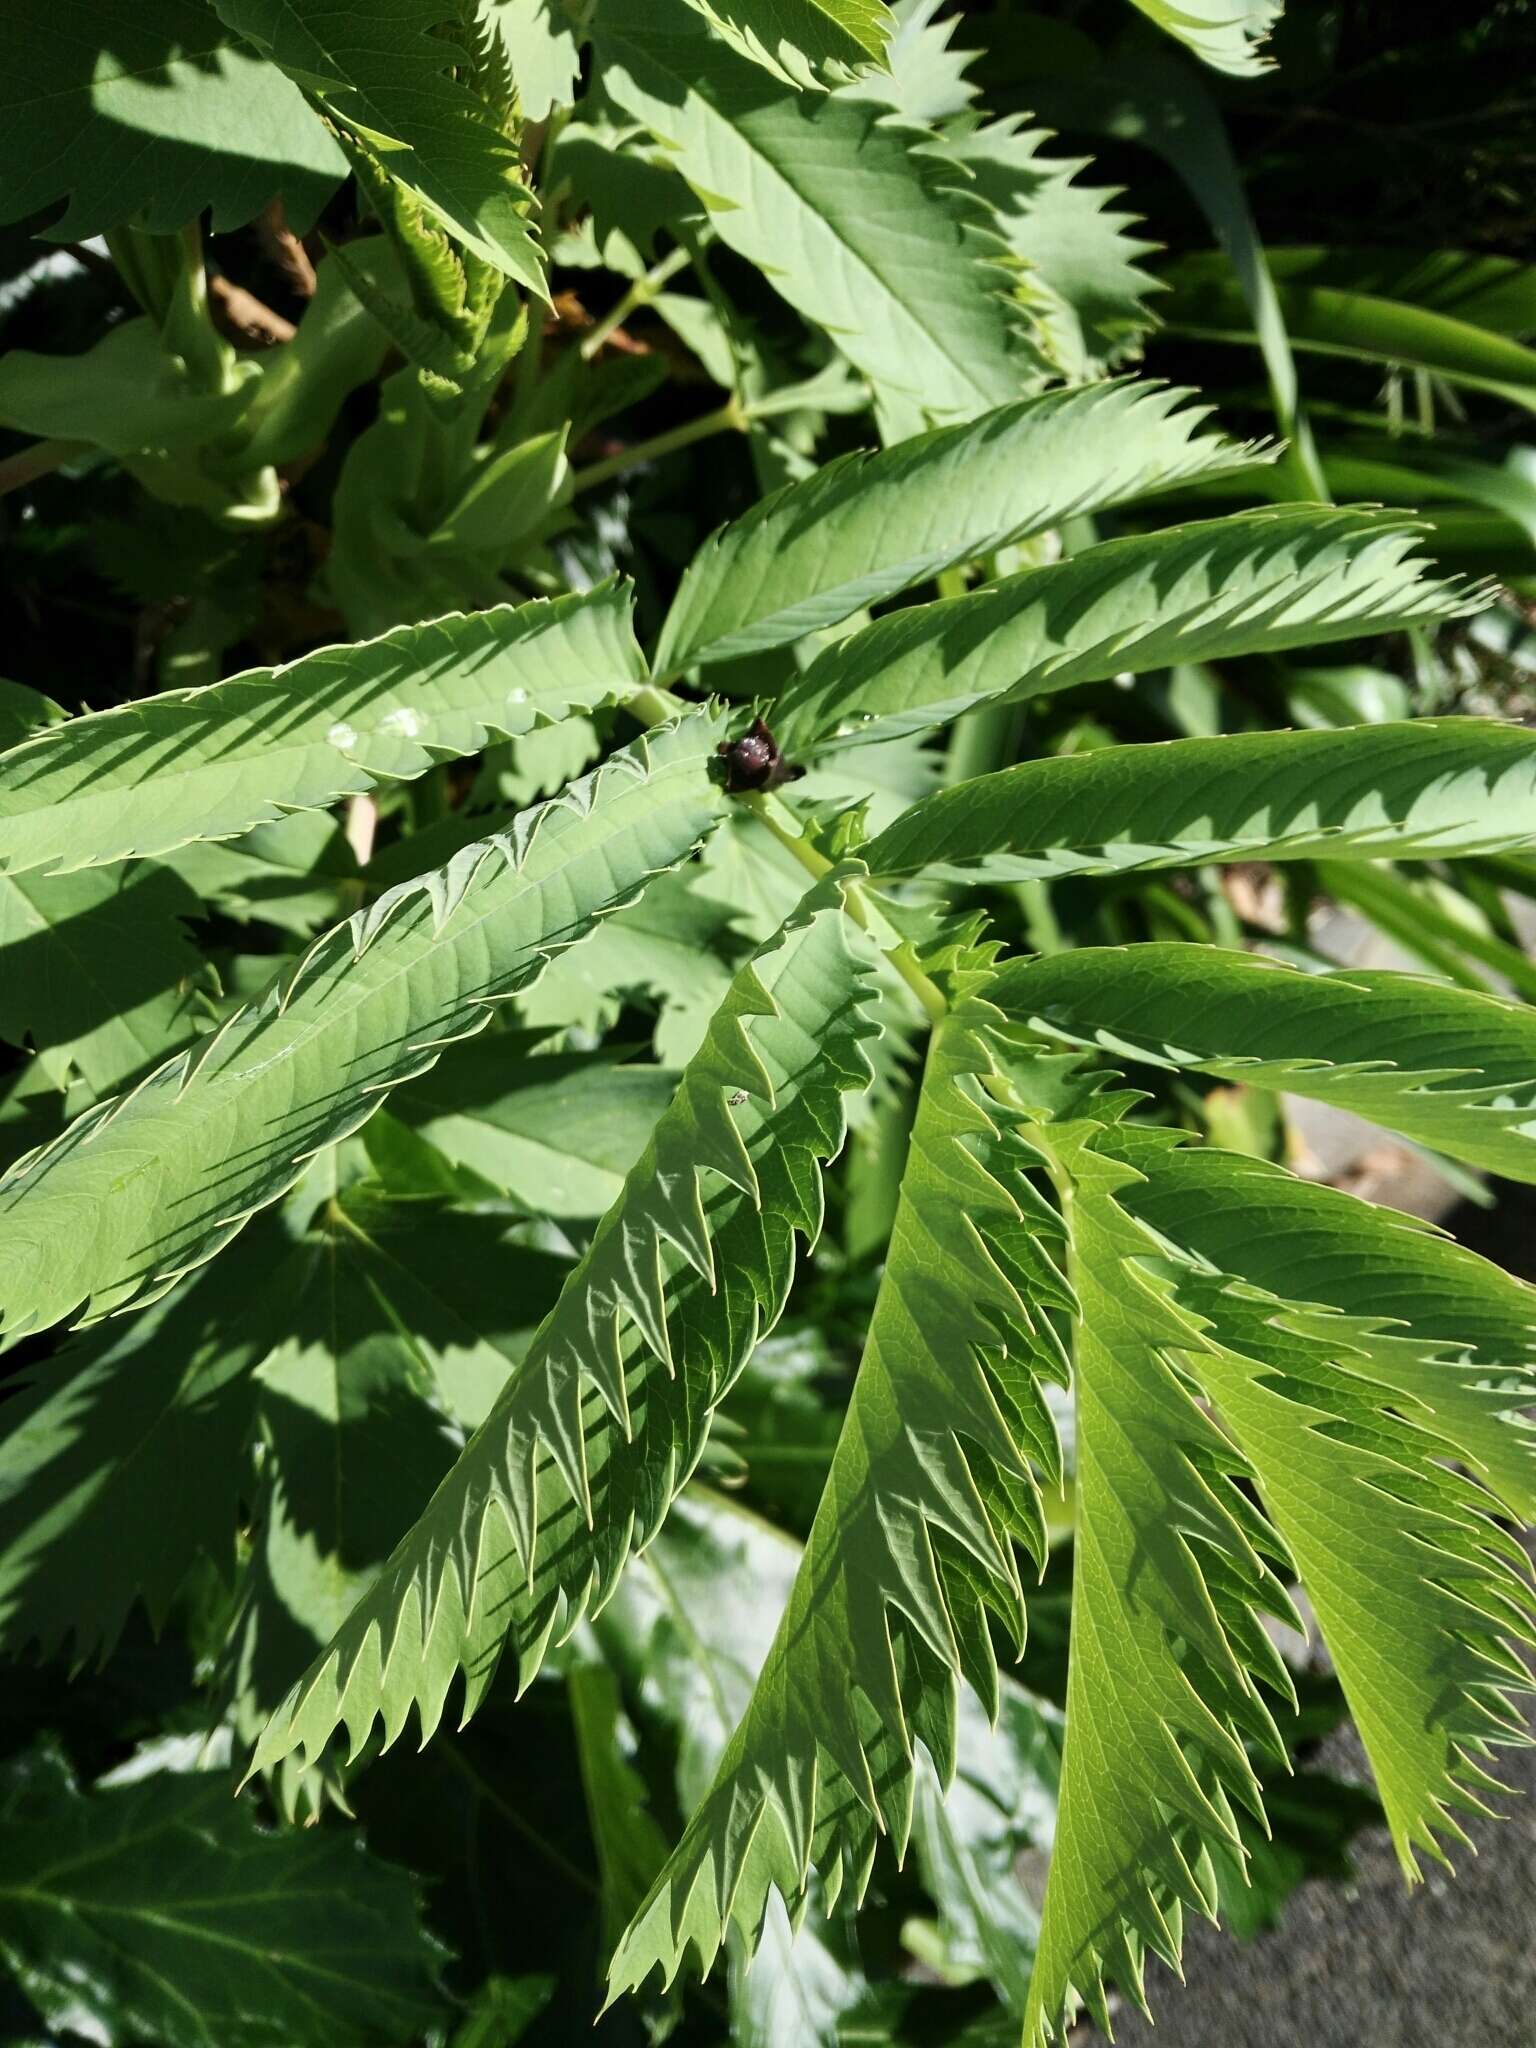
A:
[0,1745,446,2048]
[228,1198,562,1814]
[781,510,1473,750]
[0,0,345,240]
[250,878,880,1779]
[236,242,399,470]
[607,999,1071,1997]
[1027,46,1328,497]
[609,1020,1536,2044]
[569,1663,672,1954]
[0,1222,282,1665]
[1163,251,1536,410]
[1125,0,1282,76]
[839,0,979,123]
[490,0,581,120]
[596,1488,872,2048]
[0,681,65,751]
[211,0,544,291]
[997,943,1536,1185]
[862,718,1536,881]
[0,583,646,879]
[450,1975,556,2048]
[656,381,1250,672]
[951,117,1160,379]
[675,0,895,85]
[0,714,728,1345]
[0,318,259,457]
[390,1042,677,1217]
[521,864,746,1063]
[1102,1126,1536,1520]
[989,1057,1535,2043]
[595,0,1041,429]
[163,814,361,940]
[1255,245,1536,337]
[908,1676,1063,2014]
[0,860,206,1097]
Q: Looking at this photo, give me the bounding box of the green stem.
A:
[569,397,746,495]
[580,246,690,361]
[743,790,948,1025]
[620,684,949,1023]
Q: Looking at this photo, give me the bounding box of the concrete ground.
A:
[1091,1720,1536,2048]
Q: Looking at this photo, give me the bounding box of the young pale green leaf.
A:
[0,1221,283,1667]
[250,880,880,1780]
[780,510,1475,749]
[0,0,345,240]
[951,116,1160,380]
[1002,1059,1536,2043]
[0,1746,446,2048]
[211,0,543,291]
[235,242,397,470]
[596,0,1042,430]
[0,714,728,1345]
[862,719,1536,881]
[0,584,646,879]
[0,861,206,1098]
[608,999,1073,1997]
[1126,0,1283,76]
[997,944,1536,1184]
[677,0,894,84]
[657,381,1250,672]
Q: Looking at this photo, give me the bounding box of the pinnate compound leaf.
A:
[863,718,1536,880]
[0,1745,446,2048]
[251,878,881,1779]
[211,0,544,290]
[608,999,1074,1994]
[657,381,1251,672]
[998,1060,1536,2042]
[0,0,345,240]
[0,584,647,880]
[781,510,1476,749]
[609,1026,1536,2043]
[677,0,895,84]
[997,944,1536,1185]
[596,0,1042,430]
[0,714,728,1345]
[1126,0,1283,76]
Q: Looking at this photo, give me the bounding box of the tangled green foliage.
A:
[1,2,1535,2044]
